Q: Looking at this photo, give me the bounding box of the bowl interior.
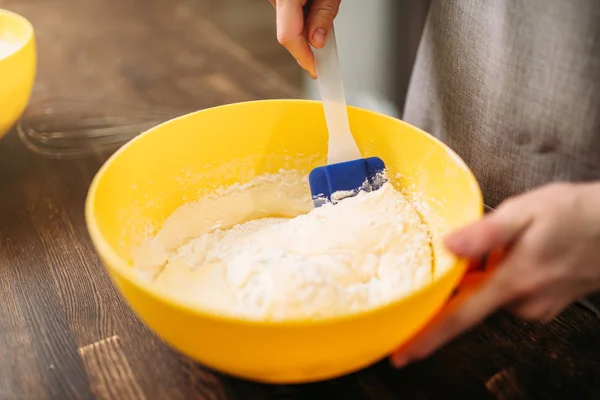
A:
[0,9,36,138]
[91,100,481,284]
[0,9,32,56]
[86,99,483,382]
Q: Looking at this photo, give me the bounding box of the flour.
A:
[133,170,433,321]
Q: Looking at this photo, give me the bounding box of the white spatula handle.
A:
[312,27,362,165]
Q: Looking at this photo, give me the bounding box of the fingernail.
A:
[312,28,327,48]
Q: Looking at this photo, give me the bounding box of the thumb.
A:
[276,0,316,78]
[444,200,533,259]
[306,0,341,48]
[390,265,512,368]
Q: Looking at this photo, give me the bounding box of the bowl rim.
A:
[0,8,35,62]
[85,99,484,328]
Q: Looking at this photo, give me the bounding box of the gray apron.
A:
[403,0,600,208]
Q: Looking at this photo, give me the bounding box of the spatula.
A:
[306,18,386,207]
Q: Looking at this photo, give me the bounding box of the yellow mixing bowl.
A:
[0,9,36,139]
[86,100,483,384]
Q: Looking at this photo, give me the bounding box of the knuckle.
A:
[496,197,520,215]
[482,219,503,245]
[513,272,545,298]
[314,0,341,18]
[276,31,293,46]
[518,233,546,263]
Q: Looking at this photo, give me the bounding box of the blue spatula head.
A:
[309,156,387,207]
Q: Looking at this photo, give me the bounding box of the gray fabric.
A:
[403,0,600,208]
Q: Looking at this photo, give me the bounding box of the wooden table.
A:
[1,0,600,398]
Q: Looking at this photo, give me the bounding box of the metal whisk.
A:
[17,97,186,159]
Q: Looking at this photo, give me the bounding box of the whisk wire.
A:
[17,98,185,159]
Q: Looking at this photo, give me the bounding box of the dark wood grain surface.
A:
[1,0,600,399]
